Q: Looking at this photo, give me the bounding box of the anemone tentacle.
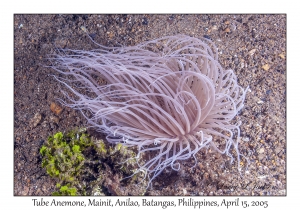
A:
[49,35,248,187]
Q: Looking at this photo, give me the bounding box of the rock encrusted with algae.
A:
[40,128,148,195]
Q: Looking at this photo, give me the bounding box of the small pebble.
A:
[248,49,256,56]
[224,28,231,33]
[80,26,87,32]
[278,53,285,59]
[30,113,42,128]
[212,25,218,30]
[50,102,63,115]
[259,148,265,154]
[262,64,270,71]
[50,115,59,124]
[142,18,148,25]
[257,100,264,104]
[203,35,211,40]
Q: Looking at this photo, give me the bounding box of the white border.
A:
[1,0,296,209]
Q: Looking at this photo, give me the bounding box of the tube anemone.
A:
[49,35,248,186]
